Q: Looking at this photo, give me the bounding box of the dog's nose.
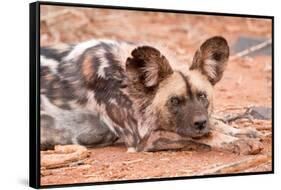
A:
[193,115,207,130]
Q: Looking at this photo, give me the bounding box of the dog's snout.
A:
[193,115,207,130]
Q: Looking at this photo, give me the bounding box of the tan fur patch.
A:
[188,70,213,97]
[152,72,187,110]
[188,70,214,113]
[82,55,94,81]
[44,73,55,81]
[52,99,65,107]
[152,70,214,114]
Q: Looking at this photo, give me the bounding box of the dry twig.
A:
[41,145,90,169]
[196,155,271,175]
[122,159,144,165]
[230,39,272,61]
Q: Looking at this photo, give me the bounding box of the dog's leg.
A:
[194,130,263,155]
[40,113,73,150]
[210,117,262,138]
[136,130,211,152]
[136,129,263,155]
[204,118,263,155]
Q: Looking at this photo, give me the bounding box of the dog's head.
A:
[126,36,229,138]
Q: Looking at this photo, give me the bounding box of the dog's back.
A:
[40,40,139,149]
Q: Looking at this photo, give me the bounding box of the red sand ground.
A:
[40,6,272,185]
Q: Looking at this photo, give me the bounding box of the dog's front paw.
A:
[233,127,262,139]
[225,138,263,155]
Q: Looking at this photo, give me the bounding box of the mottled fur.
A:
[40,37,262,153]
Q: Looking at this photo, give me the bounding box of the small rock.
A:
[248,106,272,120]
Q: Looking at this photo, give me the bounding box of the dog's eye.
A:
[197,92,209,108]
[170,96,180,106]
[197,92,207,99]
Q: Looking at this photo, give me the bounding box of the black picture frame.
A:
[29,1,274,188]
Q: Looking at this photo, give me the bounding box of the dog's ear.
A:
[190,36,229,85]
[126,46,173,89]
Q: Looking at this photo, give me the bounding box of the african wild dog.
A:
[40,36,262,153]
